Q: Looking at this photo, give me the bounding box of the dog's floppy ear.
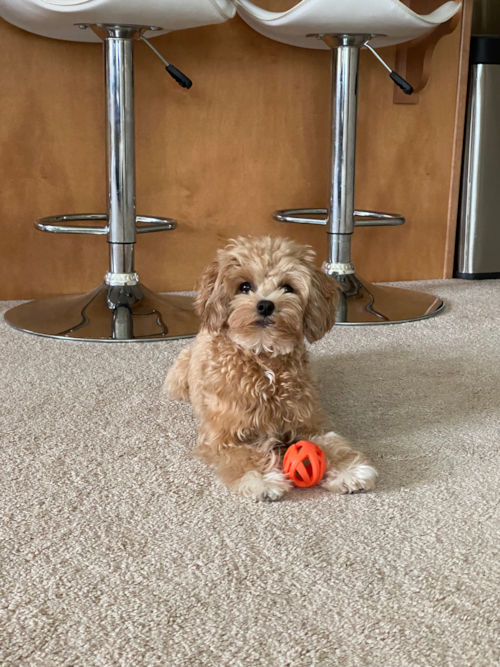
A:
[303,265,339,343]
[194,259,229,332]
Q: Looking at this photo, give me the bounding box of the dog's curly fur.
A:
[165,236,377,501]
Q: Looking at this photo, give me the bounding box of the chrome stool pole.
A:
[104,25,138,290]
[4,24,199,342]
[276,34,444,325]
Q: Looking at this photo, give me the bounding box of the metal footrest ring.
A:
[273,208,405,227]
[35,213,177,235]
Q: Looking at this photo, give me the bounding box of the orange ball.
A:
[283,441,326,488]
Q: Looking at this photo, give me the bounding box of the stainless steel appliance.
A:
[456,36,500,280]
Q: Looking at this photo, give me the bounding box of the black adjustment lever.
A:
[364,41,413,96]
[165,64,192,89]
[140,36,193,89]
[389,71,414,96]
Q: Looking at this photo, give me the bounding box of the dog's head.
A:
[194,236,339,354]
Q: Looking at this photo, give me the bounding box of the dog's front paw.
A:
[237,470,292,502]
[321,462,378,495]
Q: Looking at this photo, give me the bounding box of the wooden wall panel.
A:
[444,0,474,277]
[0,5,467,299]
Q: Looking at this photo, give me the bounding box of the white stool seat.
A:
[235,0,461,49]
[0,0,236,42]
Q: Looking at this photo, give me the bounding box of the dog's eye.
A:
[282,284,294,294]
[239,282,252,294]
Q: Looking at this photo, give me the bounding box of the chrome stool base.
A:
[4,284,199,342]
[329,273,444,325]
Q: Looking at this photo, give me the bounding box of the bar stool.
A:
[1,0,235,341]
[235,0,462,324]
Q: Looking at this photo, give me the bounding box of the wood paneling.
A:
[394,0,462,104]
[0,4,470,299]
[444,0,474,277]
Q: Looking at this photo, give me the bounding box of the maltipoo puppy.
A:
[165,236,377,501]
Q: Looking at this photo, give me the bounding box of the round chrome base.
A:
[4,283,199,342]
[332,274,444,325]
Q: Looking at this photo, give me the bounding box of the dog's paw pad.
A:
[321,463,378,495]
[237,470,292,502]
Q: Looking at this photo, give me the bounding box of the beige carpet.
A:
[1,280,500,667]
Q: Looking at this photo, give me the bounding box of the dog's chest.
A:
[223,353,306,406]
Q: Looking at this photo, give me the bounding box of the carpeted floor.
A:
[1,280,500,667]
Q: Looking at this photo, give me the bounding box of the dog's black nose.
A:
[257,300,275,317]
